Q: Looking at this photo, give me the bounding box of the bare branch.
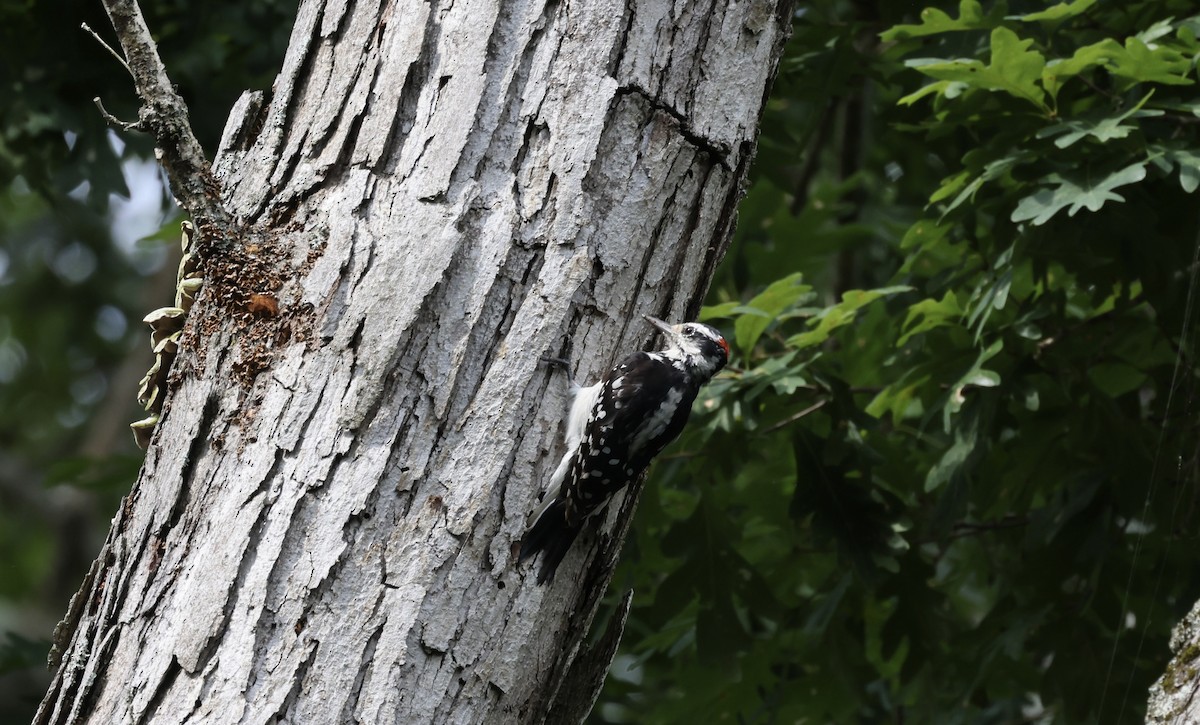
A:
[80,22,132,76]
[762,399,830,433]
[92,97,142,132]
[918,516,1031,546]
[98,0,233,230]
[547,590,635,723]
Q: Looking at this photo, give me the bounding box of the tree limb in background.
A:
[97,0,233,230]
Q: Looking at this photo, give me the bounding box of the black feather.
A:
[518,498,581,584]
[520,340,725,584]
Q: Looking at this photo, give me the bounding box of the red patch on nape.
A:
[717,337,730,357]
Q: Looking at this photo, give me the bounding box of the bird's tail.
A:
[518,498,580,585]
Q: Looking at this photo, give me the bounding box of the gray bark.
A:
[1148,599,1200,724]
[38,0,792,722]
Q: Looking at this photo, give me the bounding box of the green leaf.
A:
[1136,18,1179,45]
[899,80,963,106]
[924,424,978,491]
[802,574,852,638]
[1087,362,1147,397]
[899,291,964,346]
[1109,36,1194,86]
[737,349,803,402]
[939,152,1029,217]
[788,286,913,350]
[1156,99,1200,118]
[1036,92,1162,148]
[136,211,192,248]
[865,377,928,423]
[900,219,953,250]
[1044,33,1193,91]
[1042,39,1121,99]
[880,0,1001,41]
[1017,0,1097,22]
[966,269,1013,341]
[943,339,1003,430]
[907,27,1048,111]
[929,170,971,204]
[699,301,740,321]
[1159,148,1200,193]
[1011,162,1148,225]
[733,273,811,356]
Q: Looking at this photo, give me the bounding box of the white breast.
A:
[565,382,602,451]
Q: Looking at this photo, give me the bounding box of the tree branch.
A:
[762,399,829,433]
[92,97,141,132]
[546,590,635,724]
[917,515,1030,546]
[80,22,132,76]
[98,0,232,229]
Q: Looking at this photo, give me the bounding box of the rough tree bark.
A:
[39,0,793,722]
[1148,600,1200,724]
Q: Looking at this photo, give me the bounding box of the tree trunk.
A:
[1147,599,1200,724]
[38,0,792,722]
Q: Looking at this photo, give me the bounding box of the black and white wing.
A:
[519,352,698,583]
[561,352,695,521]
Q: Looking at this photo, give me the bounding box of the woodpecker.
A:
[519,315,730,584]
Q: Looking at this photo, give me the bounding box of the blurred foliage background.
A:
[1,0,1198,723]
[0,0,294,720]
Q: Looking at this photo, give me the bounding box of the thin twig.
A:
[81,22,132,76]
[762,399,829,433]
[98,0,232,228]
[951,516,1029,534]
[93,97,143,132]
[918,516,1030,545]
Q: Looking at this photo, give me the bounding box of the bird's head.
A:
[644,315,730,380]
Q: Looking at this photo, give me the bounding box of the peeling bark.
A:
[39,0,793,722]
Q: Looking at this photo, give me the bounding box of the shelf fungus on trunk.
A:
[130,220,204,448]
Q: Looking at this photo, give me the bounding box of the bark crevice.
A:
[133,656,181,725]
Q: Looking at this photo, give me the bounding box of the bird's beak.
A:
[644,315,687,348]
[643,315,678,339]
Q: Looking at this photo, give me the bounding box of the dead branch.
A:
[97,0,233,229]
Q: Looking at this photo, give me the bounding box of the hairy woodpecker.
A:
[519,315,730,584]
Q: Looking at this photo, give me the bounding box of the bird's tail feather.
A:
[518,498,580,585]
